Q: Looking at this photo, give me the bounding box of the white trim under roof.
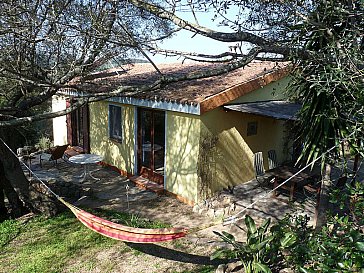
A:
[57,90,201,115]
[107,97,200,115]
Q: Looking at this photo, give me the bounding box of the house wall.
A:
[200,79,290,195]
[89,101,135,174]
[201,108,288,194]
[85,77,290,204]
[229,77,290,104]
[52,95,68,146]
[165,111,200,204]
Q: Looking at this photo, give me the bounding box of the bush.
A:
[212,182,364,272]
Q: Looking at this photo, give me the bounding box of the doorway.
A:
[137,108,165,185]
[66,101,90,153]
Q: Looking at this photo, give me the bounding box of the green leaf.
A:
[245,215,257,235]
[253,261,271,273]
[280,232,297,248]
[355,242,364,252]
[259,218,271,234]
[298,267,310,273]
[254,236,274,251]
[221,231,235,241]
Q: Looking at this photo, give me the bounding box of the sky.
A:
[147,7,243,64]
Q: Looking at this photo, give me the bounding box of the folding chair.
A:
[40,144,69,167]
[253,152,274,186]
[303,174,322,202]
[268,149,278,170]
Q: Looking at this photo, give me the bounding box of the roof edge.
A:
[199,66,291,114]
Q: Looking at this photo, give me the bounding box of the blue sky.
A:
[149,8,242,64]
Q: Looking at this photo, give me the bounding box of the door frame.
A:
[136,107,165,184]
[66,99,90,153]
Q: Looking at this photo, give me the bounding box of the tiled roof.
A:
[71,61,289,107]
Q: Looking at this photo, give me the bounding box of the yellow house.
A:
[53,61,300,205]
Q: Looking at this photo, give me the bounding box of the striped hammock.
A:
[0,137,212,244]
[59,198,188,243]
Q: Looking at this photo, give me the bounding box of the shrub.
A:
[212,182,364,272]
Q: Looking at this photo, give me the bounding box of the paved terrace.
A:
[22,155,363,242]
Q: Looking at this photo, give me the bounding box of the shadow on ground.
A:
[125,242,227,265]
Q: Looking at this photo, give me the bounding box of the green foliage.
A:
[35,135,53,151]
[330,181,364,228]
[213,182,364,272]
[287,0,364,166]
[212,216,296,273]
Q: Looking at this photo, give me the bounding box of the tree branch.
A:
[0,47,261,127]
[128,0,306,58]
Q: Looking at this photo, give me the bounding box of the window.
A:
[247,121,258,136]
[109,104,122,142]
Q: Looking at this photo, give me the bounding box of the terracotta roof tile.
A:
[73,61,288,105]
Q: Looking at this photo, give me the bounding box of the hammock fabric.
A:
[59,198,189,243]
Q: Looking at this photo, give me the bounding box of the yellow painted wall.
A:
[200,107,288,194]
[165,111,200,203]
[230,77,290,104]
[193,77,291,196]
[89,101,135,174]
[87,77,290,203]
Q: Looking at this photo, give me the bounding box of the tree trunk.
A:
[0,128,60,220]
[0,160,28,218]
[315,163,331,229]
[352,139,361,186]
[0,187,8,222]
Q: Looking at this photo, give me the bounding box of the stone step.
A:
[129,175,165,195]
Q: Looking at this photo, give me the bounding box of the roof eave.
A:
[199,66,291,114]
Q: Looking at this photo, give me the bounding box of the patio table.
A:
[69,154,103,183]
[267,165,313,201]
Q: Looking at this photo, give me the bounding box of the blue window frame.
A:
[109,104,122,142]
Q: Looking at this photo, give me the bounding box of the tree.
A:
[0,0,173,219]
[284,0,364,227]
[127,0,364,226]
[0,0,363,222]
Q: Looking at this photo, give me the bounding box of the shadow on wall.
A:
[200,109,255,195]
[89,102,135,174]
[216,128,255,190]
[200,108,288,195]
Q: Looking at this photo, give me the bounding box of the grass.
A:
[0,208,171,273]
[0,208,217,273]
[0,219,21,247]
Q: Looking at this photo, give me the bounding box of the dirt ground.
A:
[29,161,228,273]
[27,155,363,272]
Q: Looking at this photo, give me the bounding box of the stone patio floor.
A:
[23,155,364,243]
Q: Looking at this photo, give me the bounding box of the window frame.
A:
[108,104,122,142]
[247,121,258,136]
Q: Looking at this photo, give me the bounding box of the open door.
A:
[66,100,90,153]
[137,108,165,184]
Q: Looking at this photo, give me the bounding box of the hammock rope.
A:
[58,198,188,242]
[223,131,358,225]
[1,131,359,242]
[0,139,204,243]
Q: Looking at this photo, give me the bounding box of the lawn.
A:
[0,209,216,273]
